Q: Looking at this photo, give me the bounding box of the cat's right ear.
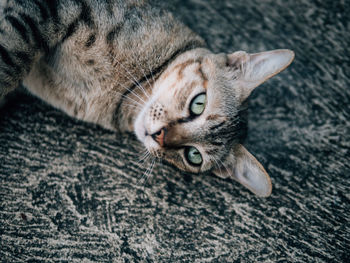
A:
[227,49,294,102]
[212,144,272,197]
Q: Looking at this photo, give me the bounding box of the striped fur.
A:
[0,0,294,195]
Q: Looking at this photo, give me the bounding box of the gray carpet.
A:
[1,0,349,262]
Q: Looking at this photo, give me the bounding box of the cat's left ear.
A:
[227,49,295,102]
[213,144,272,197]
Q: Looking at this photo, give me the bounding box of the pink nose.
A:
[151,128,165,147]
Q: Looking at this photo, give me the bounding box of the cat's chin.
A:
[134,113,146,143]
[134,104,150,145]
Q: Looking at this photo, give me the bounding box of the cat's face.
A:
[134,48,294,196]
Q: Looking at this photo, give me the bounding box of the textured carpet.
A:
[1,0,349,262]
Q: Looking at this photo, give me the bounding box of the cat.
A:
[0,0,294,197]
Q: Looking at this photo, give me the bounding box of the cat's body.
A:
[0,0,294,196]
[1,0,204,130]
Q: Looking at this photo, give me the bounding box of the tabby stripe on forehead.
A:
[139,40,204,86]
[211,141,224,146]
[209,121,226,131]
[197,64,207,82]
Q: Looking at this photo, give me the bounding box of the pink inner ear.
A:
[232,49,294,102]
[246,49,295,82]
[212,145,272,197]
[233,145,272,197]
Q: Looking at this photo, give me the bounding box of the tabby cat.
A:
[0,0,294,196]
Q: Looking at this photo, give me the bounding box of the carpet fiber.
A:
[1,0,349,262]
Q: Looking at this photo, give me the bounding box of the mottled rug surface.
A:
[1,0,349,262]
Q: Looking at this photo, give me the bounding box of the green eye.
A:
[190,93,206,116]
[185,146,203,166]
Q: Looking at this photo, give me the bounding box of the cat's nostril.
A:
[151,128,166,147]
[154,130,162,136]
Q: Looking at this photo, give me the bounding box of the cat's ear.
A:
[213,144,272,197]
[227,49,294,102]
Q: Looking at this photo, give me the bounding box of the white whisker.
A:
[217,157,232,178]
[210,155,221,171]
[138,157,155,186]
[138,150,151,164]
[122,102,142,110]
[128,51,153,97]
[145,55,156,83]
[144,159,155,185]
[113,54,150,100]
[112,90,144,107]
[113,81,146,105]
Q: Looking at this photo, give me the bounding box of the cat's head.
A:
[134,48,294,196]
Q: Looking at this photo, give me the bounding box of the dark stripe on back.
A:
[47,1,59,21]
[106,25,123,44]
[12,0,26,7]
[4,7,14,14]
[105,0,114,16]
[78,0,94,27]
[61,0,95,43]
[6,16,29,43]
[3,68,16,78]
[14,51,32,72]
[62,19,79,42]
[85,33,96,48]
[0,44,15,67]
[0,80,11,89]
[20,14,49,51]
[33,0,49,21]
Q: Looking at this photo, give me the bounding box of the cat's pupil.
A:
[190,93,206,116]
[185,146,203,166]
